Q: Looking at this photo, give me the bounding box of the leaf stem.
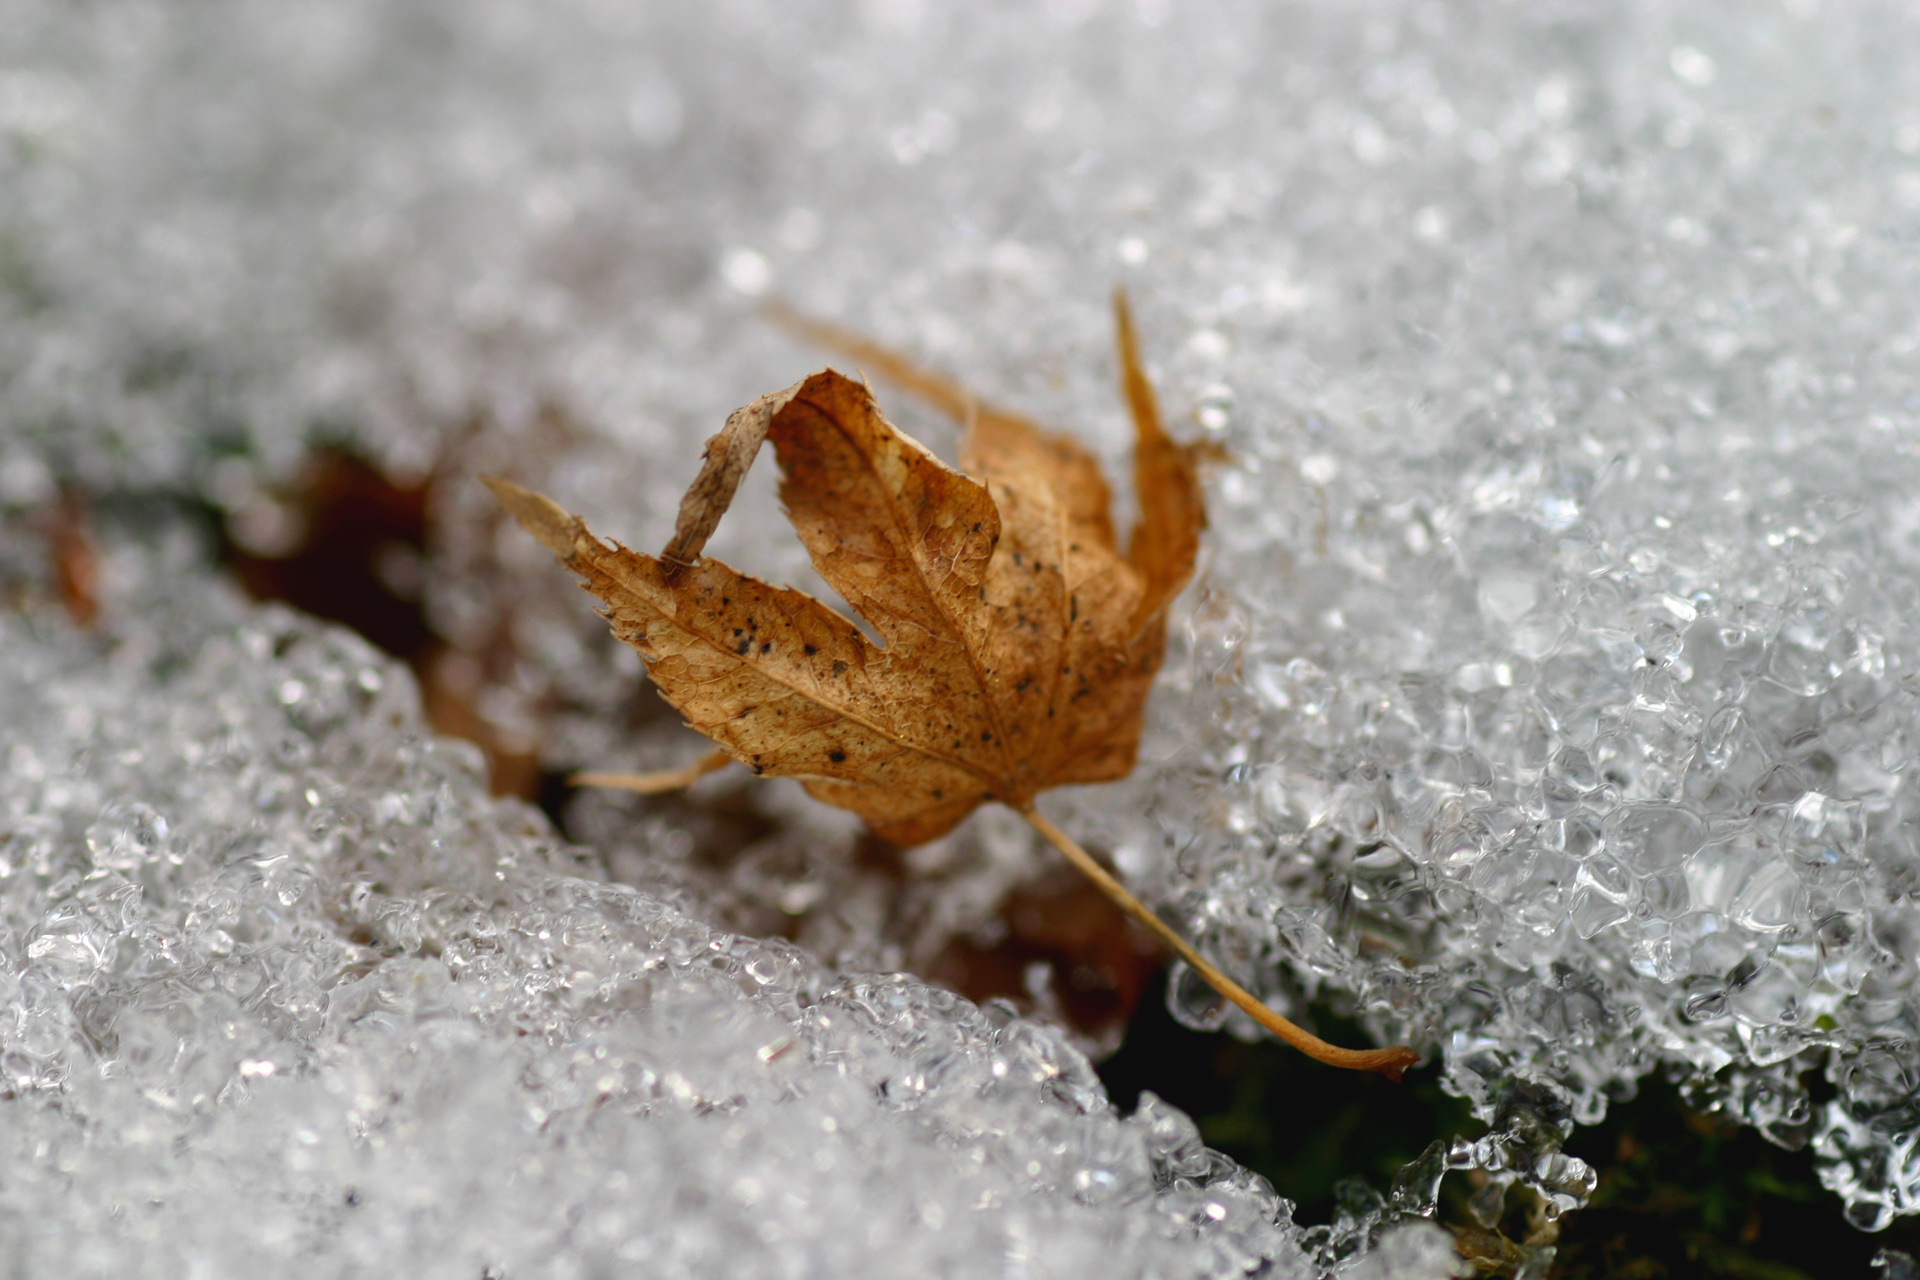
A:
[1016,804,1417,1081]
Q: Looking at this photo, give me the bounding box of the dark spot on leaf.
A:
[804,644,818,656]
[829,750,847,763]
[760,641,772,654]
[736,639,751,654]
[832,660,847,675]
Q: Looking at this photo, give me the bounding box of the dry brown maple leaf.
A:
[485,294,1416,1079]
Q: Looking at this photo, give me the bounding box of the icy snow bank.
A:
[0,573,1388,1277]
[9,0,1920,1249]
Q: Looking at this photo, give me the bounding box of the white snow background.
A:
[5,0,1920,1274]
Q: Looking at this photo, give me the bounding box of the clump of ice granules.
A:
[8,0,1920,1260]
[3,546,1470,1276]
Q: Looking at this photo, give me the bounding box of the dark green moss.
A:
[1552,1074,1920,1279]
[1098,968,1920,1277]
[1096,968,1478,1225]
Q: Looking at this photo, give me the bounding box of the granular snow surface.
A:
[7,0,1920,1272]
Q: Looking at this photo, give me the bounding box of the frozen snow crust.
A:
[9,0,1920,1261]
[0,587,1413,1277]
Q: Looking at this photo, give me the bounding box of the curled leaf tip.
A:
[483,475,587,560]
[661,381,801,569]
